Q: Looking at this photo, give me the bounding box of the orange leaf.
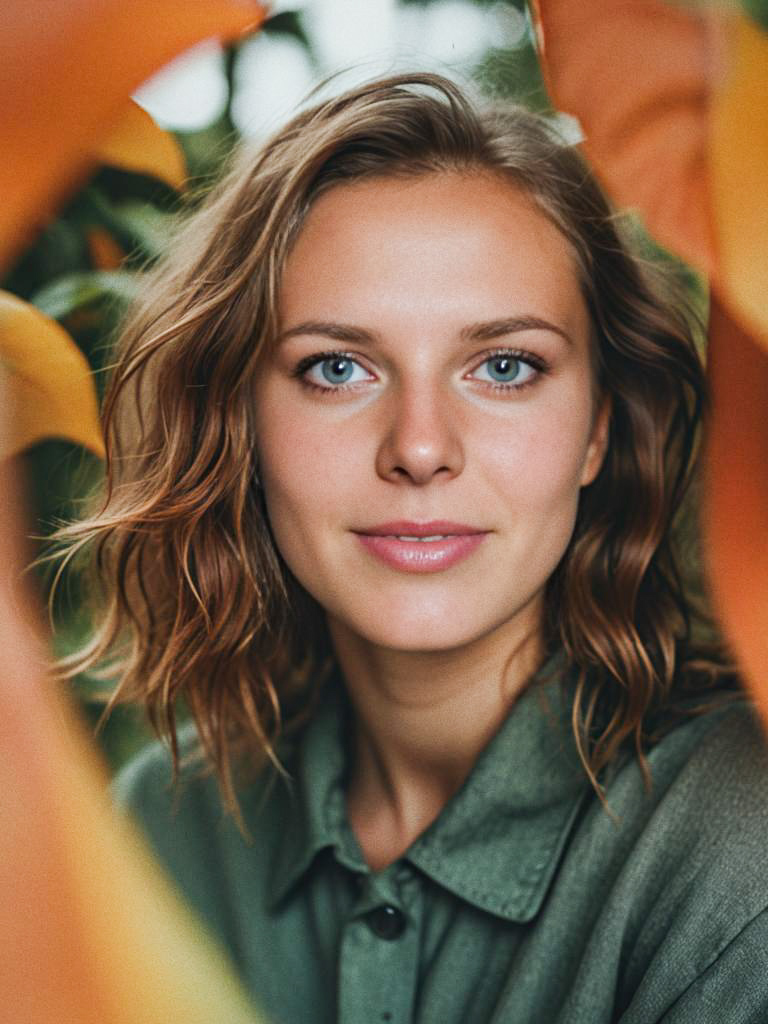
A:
[533,0,768,350]
[0,0,267,271]
[0,410,265,1023]
[533,1,768,721]
[703,297,768,719]
[0,290,104,457]
[531,0,717,276]
[95,100,187,191]
[0,4,270,1020]
[0,686,268,1024]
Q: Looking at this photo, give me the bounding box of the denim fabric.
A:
[115,656,768,1024]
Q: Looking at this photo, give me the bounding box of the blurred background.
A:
[3,0,700,771]
[134,0,548,137]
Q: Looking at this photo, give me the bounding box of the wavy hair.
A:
[54,71,734,811]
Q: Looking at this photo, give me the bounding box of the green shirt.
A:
[115,656,768,1023]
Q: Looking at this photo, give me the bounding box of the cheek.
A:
[254,390,363,544]
[477,399,594,517]
[473,406,591,596]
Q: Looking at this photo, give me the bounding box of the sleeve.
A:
[658,908,768,1024]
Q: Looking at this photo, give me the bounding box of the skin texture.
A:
[254,172,609,867]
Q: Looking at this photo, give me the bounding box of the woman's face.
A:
[254,171,609,654]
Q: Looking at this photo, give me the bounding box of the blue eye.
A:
[488,355,521,382]
[299,353,374,390]
[321,357,355,384]
[470,353,538,387]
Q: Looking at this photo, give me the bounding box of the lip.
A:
[354,521,489,574]
[357,520,484,537]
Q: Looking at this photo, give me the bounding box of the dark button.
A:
[367,904,406,940]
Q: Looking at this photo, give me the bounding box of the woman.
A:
[60,73,768,1022]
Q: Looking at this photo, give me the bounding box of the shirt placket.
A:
[337,864,423,1024]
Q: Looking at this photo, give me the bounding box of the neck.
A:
[329,606,544,870]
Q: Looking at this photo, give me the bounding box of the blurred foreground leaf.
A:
[0,427,265,1024]
[0,0,267,271]
[709,11,768,342]
[0,290,104,457]
[705,300,768,720]
[1,2,271,1017]
[531,0,713,275]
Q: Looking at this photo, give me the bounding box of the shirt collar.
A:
[268,651,592,922]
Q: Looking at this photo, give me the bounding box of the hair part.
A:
[52,71,735,815]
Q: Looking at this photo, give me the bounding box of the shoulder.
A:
[601,698,768,1020]
[113,722,211,825]
[606,696,768,907]
[113,725,232,878]
[620,696,768,855]
[114,721,294,822]
[113,723,297,946]
[540,697,768,1021]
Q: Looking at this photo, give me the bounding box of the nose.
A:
[375,380,465,485]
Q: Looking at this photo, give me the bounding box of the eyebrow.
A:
[276,315,572,348]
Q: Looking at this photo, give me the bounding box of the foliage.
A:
[2,114,190,766]
[744,0,768,30]
[1,4,275,1022]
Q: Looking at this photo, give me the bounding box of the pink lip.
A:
[354,521,488,574]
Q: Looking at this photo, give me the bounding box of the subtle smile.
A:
[354,521,488,573]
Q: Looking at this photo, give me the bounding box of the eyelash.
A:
[292,348,548,395]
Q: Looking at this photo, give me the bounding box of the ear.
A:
[580,395,611,487]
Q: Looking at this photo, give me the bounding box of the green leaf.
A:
[473,43,550,109]
[177,116,240,186]
[744,0,768,30]
[261,9,313,50]
[68,185,166,265]
[30,270,139,321]
[111,201,175,259]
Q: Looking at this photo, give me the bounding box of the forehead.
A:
[279,171,588,346]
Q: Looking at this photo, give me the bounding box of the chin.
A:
[335,600,505,655]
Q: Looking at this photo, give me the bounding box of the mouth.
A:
[353,521,489,573]
[387,534,454,541]
[356,520,486,538]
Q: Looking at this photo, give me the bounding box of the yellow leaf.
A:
[0,290,104,458]
[0,0,267,272]
[95,100,187,191]
[709,12,768,344]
